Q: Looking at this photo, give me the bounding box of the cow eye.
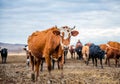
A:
[67,30,69,32]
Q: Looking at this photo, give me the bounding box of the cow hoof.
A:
[31,73,35,82]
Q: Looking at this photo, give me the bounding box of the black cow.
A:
[63,47,68,63]
[75,46,82,60]
[89,44,105,68]
[1,48,8,63]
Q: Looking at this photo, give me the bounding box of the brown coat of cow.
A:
[99,42,120,67]
[107,41,120,49]
[99,44,109,51]
[28,28,61,59]
[28,27,62,81]
[28,26,79,81]
[69,45,75,59]
[82,45,89,65]
[105,47,120,67]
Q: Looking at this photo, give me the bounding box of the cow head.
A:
[53,26,79,49]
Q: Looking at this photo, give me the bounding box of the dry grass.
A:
[0,52,73,64]
[0,54,26,64]
[0,53,120,84]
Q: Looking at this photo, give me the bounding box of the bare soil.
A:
[0,55,120,84]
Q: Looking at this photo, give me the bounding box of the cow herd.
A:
[99,41,120,67]
[25,26,120,82]
[0,26,120,82]
[67,41,120,69]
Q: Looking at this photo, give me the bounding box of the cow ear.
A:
[71,31,79,36]
[53,30,60,35]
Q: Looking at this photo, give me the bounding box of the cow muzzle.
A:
[64,46,69,49]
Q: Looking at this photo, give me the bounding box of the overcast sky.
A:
[0,0,120,45]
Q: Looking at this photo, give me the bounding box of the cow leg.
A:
[115,58,117,67]
[71,53,73,59]
[1,56,4,63]
[64,52,66,64]
[45,56,52,81]
[92,57,95,67]
[80,51,82,60]
[59,55,64,79]
[64,51,67,63]
[4,56,6,63]
[57,60,60,69]
[40,60,44,72]
[52,59,55,70]
[5,56,7,63]
[30,56,34,71]
[59,61,64,84]
[100,58,103,68]
[79,52,82,60]
[34,59,41,81]
[30,56,36,82]
[3,56,5,63]
[95,58,97,67]
[26,58,30,67]
[105,58,107,65]
[117,58,119,67]
[73,53,75,59]
[2,56,3,63]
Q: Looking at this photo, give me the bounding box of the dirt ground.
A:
[0,54,120,84]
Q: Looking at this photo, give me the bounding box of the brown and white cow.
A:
[82,43,93,64]
[28,26,79,81]
[23,45,31,67]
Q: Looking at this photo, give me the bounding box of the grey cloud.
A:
[0,0,120,44]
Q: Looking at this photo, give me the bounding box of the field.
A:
[0,54,120,84]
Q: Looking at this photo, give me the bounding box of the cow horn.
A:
[25,45,28,47]
[55,25,57,28]
[58,26,64,31]
[71,26,75,30]
[55,25,63,31]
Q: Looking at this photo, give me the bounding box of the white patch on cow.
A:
[26,46,29,50]
[51,56,58,61]
[64,31,70,39]
[59,26,73,48]
[27,58,30,62]
[104,54,107,59]
[60,28,71,39]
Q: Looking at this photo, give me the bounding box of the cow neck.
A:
[60,36,64,50]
